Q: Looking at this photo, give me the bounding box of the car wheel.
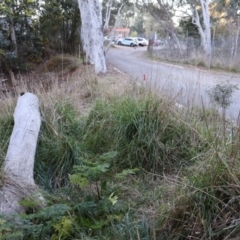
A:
[130,43,134,47]
[118,42,122,45]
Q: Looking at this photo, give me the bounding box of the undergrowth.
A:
[38,54,82,74]
[0,67,240,239]
[81,96,207,173]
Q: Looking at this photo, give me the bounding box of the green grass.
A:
[160,154,240,239]
[0,66,240,239]
[35,102,84,191]
[0,117,14,167]
[80,96,207,173]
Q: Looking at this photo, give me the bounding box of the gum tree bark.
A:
[103,0,113,31]
[191,0,211,67]
[0,93,43,214]
[78,0,107,74]
[104,1,124,54]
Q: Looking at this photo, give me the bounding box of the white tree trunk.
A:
[0,93,43,214]
[191,0,211,67]
[78,0,107,74]
[233,22,240,62]
[103,0,113,31]
[104,2,124,54]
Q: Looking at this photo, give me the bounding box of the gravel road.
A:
[106,45,240,122]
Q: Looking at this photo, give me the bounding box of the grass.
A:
[81,96,207,173]
[0,54,240,239]
[37,54,82,74]
[153,46,240,72]
[161,155,240,239]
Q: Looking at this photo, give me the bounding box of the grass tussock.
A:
[81,96,206,173]
[0,56,240,239]
[160,155,240,239]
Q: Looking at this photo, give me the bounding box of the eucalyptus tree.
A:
[102,0,128,54]
[138,0,182,54]
[0,0,42,81]
[77,0,106,74]
[211,0,240,62]
[131,11,145,36]
[0,0,40,58]
[178,0,211,67]
[118,2,135,28]
[212,0,240,23]
[102,0,125,32]
[190,0,211,67]
[179,17,199,38]
[39,0,80,55]
[102,0,114,30]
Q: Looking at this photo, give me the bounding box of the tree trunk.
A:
[191,0,211,67]
[148,38,154,57]
[10,18,18,58]
[0,93,44,214]
[104,2,124,54]
[103,0,113,31]
[233,21,240,62]
[78,0,107,74]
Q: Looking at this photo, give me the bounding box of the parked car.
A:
[117,37,138,47]
[137,37,148,46]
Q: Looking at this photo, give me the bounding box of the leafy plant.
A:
[207,81,239,142]
[69,151,118,200]
[207,81,238,109]
[51,216,74,240]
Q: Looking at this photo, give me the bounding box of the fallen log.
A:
[0,92,44,214]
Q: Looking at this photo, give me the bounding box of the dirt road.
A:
[106,45,240,122]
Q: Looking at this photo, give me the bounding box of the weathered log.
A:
[0,92,43,214]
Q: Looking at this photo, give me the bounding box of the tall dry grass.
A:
[0,55,240,239]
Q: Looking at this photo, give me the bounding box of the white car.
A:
[117,37,138,47]
[137,37,148,46]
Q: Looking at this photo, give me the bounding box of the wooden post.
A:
[0,93,43,214]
